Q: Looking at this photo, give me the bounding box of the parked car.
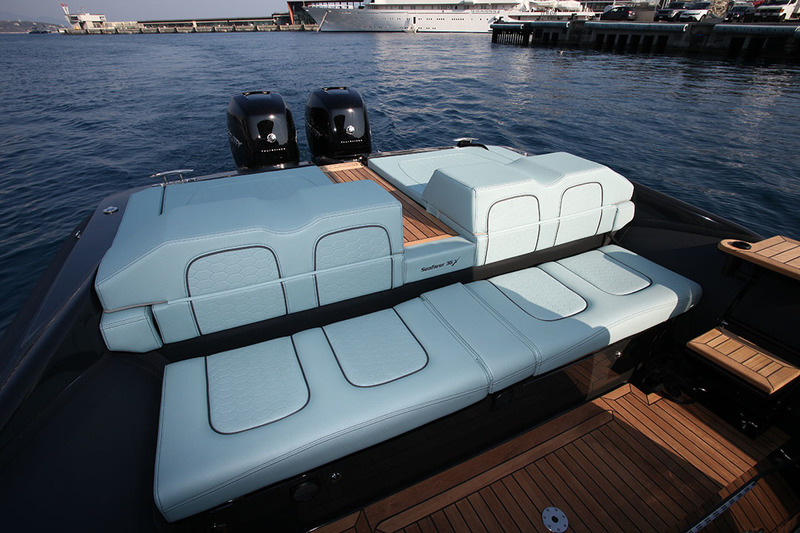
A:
[754,0,800,21]
[678,1,711,20]
[725,4,756,20]
[600,6,638,19]
[654,1,691,21]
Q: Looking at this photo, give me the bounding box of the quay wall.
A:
[492,21,800,60]
[65,24,316,34]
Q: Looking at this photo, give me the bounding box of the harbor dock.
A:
[63,18,317,34]
[492,21,800,59]
[59,3,317,34]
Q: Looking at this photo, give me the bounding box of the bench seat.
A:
[368,145,524,204]
[372,150,635,266]
[96,179,405,351]
[154,245,701,521]
[466,245,702,375]
[155,300,490,522]
[96,149,639,353]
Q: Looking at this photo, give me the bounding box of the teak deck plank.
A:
[429,510,452,533]
[557,442,664,532]
[488,481,534,531]
[319,385,796,533]
[654,398,756,473]
[465,493,503,533]
[593,421,710,512]
[609,394,739,487]
[322,162,457,247]
[363,400,607,529]
[454,499,487,533]
[478,485,519,533]
[649,397,756,476]
[545,449,639,532]
[442,504,468,532]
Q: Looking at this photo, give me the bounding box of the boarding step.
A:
[688,327,800,395]
[720,235,800,282]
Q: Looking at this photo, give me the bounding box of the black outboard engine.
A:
[227,91,299,170]
[305,87,371,163]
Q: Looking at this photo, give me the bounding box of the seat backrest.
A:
[422,152,635,265]
[95,178,403,352]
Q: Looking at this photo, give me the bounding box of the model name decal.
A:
[421,257,459,272]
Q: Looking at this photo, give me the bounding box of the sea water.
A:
[1,31,799,334]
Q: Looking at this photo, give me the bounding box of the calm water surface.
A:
[1,32,799,334]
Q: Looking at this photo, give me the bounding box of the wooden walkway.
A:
[322,162,457,247]
[316,385,799,533]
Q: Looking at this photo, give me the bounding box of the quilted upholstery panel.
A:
[206,337,308,434]
[188,246,286,334]
[557,249,651,296]
[315,227,393,306]
[188,247,280,296]
[488,268,587,321]
[192,285,286,335]
[487,195,540,232]
[560,183,603,215]
[555,183,603,246]
[324,309,428,386]
[315,227,391,269]
[485,195,541,264]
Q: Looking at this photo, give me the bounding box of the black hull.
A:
[1,153,798,532]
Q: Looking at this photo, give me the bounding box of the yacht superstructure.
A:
[303,0,589,32]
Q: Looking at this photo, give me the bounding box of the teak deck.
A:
[317,385,799,533]
[322,162,457,247]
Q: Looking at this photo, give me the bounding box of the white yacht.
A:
[303,0,587,33]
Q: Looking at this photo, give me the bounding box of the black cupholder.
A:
[730,241,752,250]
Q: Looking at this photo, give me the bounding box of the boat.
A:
[0,87,798,531]
[302,0,592,33]
[60,2,140,33]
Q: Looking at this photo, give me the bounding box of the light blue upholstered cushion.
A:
[368,145,524,204]
[421,283,537,392]
[469,245,702,375]
[315,226,394,306]
[485,268,587,321]
[99,307,162,353]
[323,309,428,387]
[161,166,333,212]
[95,178,404,351]
[154,300,489,522]
[206,337,308,434]
[415,152,634,265]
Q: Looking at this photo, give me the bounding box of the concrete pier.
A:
[62,11,317,34]
[492,21,800,59]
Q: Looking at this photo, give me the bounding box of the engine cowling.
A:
[227,91,299,170]
[305,87,371,163]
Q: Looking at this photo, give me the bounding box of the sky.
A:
[0,0,292,24]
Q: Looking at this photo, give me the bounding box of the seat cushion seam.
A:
[418,296,493,384]
[464,284,543,374]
